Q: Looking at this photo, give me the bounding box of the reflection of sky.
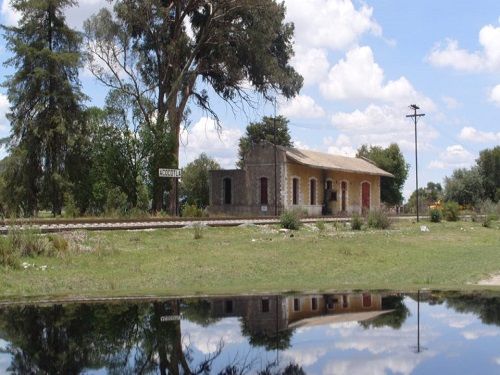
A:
[0,339,11,374]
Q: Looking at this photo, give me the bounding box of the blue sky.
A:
[1,0,499,200]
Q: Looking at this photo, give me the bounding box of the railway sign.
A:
[159,168,182,178]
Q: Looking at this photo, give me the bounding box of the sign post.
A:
[159,169,182,215]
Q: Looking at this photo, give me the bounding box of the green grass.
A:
[0,221,499,301]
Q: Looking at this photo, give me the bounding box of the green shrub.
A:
[47,234,69,255]
[193,224,204,240]
[482,214,496,228]
[0,236,20,269]
[350,213,363,230]
[429,208,442,223]
[479,200,499,220]
[315,220,326,232]
[182,204,205,218]
[367,210,391,229]
[63,193,79,218]
[443,201,460,221]
[280,210,302,230]
[105,187,129,216]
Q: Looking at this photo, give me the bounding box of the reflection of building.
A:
[203,293,391,335]
[208,143,393,216]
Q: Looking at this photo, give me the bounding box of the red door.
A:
[362,182,370,212]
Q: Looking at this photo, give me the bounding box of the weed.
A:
[443,201,460,222]
[429,209,442,223]
[315,221,326,232]
[193,224,204,240]
[367,210,391,229]
[280,210,302,230]
[350,213,363,231]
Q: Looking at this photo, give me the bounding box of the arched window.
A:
[292,178,299,205]
[310,179,316,205]
[260,177,268,205]
[223,178,232,204]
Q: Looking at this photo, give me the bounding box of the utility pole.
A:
[406,105,425,222]
[273,98,278,216]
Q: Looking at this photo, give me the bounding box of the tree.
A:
[237,116,292,168]
[181,153,220,208]
[356,144,409,206]
[83,0,302,213]
[407,182,443,212]
[477,146,500,202]
[2,0,86,216]
[444,167,485,207]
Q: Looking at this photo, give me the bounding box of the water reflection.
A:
[0,291,499,374]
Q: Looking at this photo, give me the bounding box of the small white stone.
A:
[420,225,430,232]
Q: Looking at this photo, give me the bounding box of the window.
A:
[326,180,333,190]
[292,178,299,205]
[311,297,318,311]
[342,295,348,308]
[225,300,233,314]
[310,179,316,205]
[362,294,372,308]
[293,298,300,312]
[260,177,268,205]
[223,178,232,205]
[262,298,270,313]
[341,181,347,211]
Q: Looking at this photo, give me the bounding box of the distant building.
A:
[208,142,393,216]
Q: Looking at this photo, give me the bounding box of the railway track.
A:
[0,215,426,234]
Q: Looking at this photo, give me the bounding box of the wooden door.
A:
[362,182,370,211]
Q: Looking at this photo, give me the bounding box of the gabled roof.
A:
[284,147,394,177]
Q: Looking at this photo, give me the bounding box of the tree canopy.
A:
[237,115,292,168]
[84,0,303,213]
[2,0,85,216]
[356,144,409,206]
[180,153,220,208]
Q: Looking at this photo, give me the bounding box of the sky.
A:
[1,0,500,200]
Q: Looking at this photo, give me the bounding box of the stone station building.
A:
[208,142,393,216]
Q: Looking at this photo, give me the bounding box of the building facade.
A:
[208,142,393,216]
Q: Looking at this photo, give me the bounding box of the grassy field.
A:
[0,220,499,301]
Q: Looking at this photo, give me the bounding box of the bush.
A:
[350,213,363,230]
[105,187,129,216]
[429,208,442,223]
[315,220,326,232]
[182,204,206,218]
[192,224,204,240]
[63,193,79,218]
[367,210,391,229]
[443,201,460,221]
[0,236,20,269]
[280,210,302,230]
[478,200,500,219]
[47,234,69,255]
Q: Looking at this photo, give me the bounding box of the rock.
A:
[420,225,430,232]
[279,228,290,233]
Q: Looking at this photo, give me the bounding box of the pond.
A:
[0,291,500,374]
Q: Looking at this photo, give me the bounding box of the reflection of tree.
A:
[359,296,410,330]
[442,293,500,327]
[240,318,293,351]
[218,361,305,375]
[182,299,222,327]
[0,300,222,374]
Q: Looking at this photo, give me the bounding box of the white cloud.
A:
[331,104,438,152]
[320,46,434,109]
[180,117,241,169]
[290,46,330,86]
[183,319,245,355]
[494,357,500,365]
[324,134,357,156]
[462,329,500,341]
[281,347,327,367]
[489,84,500,106]
[428,23,500,72]
[0,93,10,134]
[1,0,110,29]
[442,96,460,109]
[428,145,475,170]
[284,0,381,51]
[279,95,325,119]
[459,126,500,143]
[1,0,20,25]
